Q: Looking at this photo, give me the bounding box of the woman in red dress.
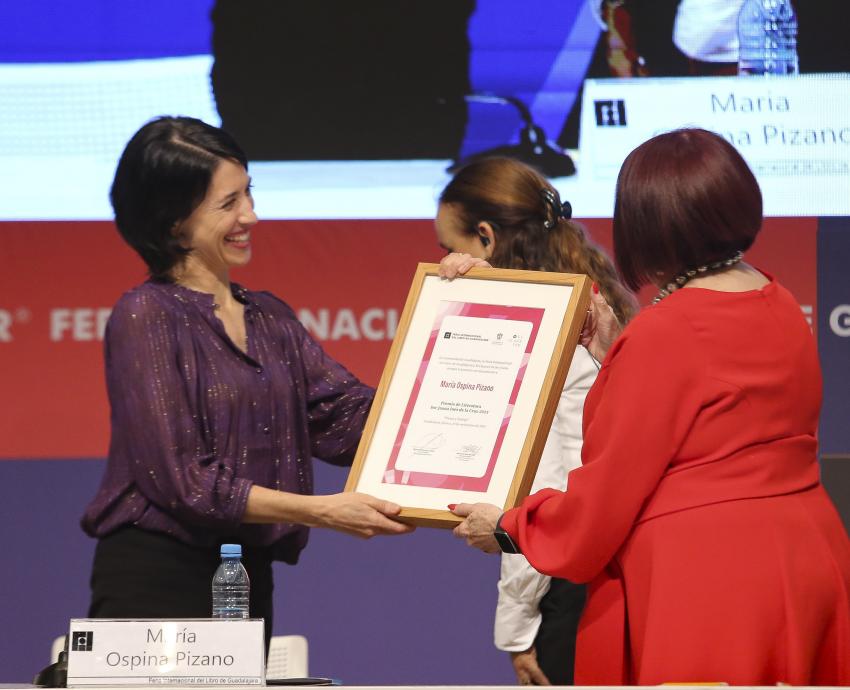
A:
[449,128,850,685]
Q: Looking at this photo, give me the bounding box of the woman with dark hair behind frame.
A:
[436,156,637,685]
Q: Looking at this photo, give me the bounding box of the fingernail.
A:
[592,282,599,294]
[447,504,457,510]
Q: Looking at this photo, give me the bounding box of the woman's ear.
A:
[476,221,496,258]
[171,221,191,248]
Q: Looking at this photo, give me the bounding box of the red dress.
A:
[500,278,850,685]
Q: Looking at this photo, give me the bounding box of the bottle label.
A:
[65,618,265,686]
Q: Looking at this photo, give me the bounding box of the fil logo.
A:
[72,631,94,652]
[444,331,452,339]
[594,99,627,127]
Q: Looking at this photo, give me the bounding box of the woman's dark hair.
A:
[440,157,638,324]
[110,116,249,280]
[613,128,763,291]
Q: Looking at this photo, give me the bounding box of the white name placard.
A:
[579,73,850,216]
[66,619,265,687]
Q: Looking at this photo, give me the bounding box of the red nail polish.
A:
[592,282,599,294]
[447,504,457,510]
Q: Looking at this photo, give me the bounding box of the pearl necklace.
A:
[652,250,745,304]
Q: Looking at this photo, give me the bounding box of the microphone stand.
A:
[449,93,576,178]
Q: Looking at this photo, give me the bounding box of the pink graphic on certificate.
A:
[383,300,545,492]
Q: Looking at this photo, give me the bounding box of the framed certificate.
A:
[344,263,591,528]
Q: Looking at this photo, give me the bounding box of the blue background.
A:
[0,0,599,158]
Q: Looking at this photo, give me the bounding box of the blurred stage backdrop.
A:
[1,0,849,682]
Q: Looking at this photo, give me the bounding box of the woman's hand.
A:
[450,502,503,553]
[580,286,622,363]
[510,647,551,686]
[244,486,413,538]
[438,252,492,280]
[312,492,415,538]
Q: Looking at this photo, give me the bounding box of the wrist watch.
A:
[493,513,521,554]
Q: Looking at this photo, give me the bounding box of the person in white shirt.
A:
[434,156,637,685]
[587,0,745,77]
[493,350,596,685]
[673,0,745,73]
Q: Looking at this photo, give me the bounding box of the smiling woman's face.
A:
[177,158,258,277]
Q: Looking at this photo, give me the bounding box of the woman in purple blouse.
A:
[81,117,411,637]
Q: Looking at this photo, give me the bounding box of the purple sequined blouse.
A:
[81,280,374,563]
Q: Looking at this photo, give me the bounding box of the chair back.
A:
[266,634,308,679]
[50,635,67,663]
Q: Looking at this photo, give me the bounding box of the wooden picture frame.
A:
[344,263,591,528]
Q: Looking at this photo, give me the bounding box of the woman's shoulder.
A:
[105,282,187,345]
[110,281,178,320]
[605,301,703,366]
[620,300,691,340]
[764,278,804,313]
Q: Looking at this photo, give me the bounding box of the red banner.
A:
[0,218,816,458]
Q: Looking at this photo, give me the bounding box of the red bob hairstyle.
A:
[613,128,763,291]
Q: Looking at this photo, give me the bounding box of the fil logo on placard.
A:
[594,100,627,127]
[444,332,452,339]
[72,631,94,652]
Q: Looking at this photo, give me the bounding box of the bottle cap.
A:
[220,543,242,557]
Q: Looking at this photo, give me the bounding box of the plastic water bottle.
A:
[212,544,250,619]
[737,0,799,76]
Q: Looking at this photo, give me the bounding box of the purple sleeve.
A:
[105,291,252,529]
[291,321,375,466]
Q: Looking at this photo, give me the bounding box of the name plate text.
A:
[66,618,265,686]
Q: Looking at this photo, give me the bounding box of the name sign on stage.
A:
[580,74,850,216]
[66,619,265,686]
[345,263,591,528]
